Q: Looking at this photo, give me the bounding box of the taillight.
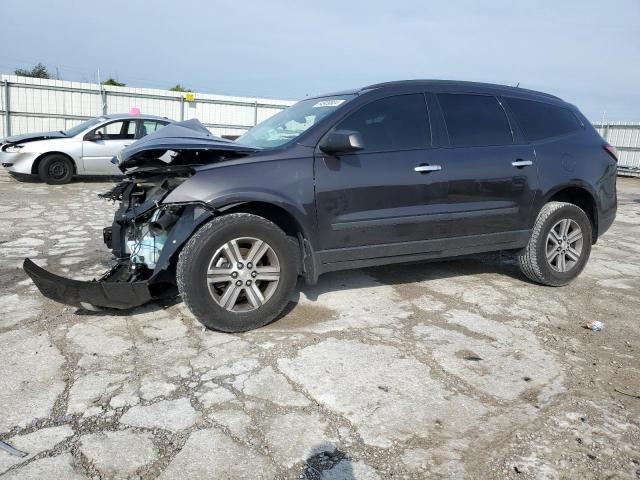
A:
[604,144,618,162]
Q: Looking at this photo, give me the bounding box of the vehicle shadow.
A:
[299,251,527,302]
[72,252,529,325]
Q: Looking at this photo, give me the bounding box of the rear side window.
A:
[505,98,582,141]
[140,120,168,137]
[438,94,513,147]
[335,94,430,152]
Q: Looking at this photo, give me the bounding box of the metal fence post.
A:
[253,100,258,126]
[102,89,108,115]
[180,96,184,121]
[3,80,10,137]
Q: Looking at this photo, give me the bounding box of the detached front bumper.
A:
[23,259,152,310]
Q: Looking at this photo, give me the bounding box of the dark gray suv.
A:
[25,80,618,332]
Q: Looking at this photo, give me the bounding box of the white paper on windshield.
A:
[312,99,346,108]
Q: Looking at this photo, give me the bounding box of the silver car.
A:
[0,114,174,184]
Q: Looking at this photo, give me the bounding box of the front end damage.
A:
[24,119,259,310]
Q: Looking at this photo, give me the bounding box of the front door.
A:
[81,119,137,174]
[315,93,439,255]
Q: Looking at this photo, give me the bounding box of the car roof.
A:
[306,79,562,103]
[100,113,173,122]
[362,79,561,101]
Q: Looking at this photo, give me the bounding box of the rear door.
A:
[423,92,538,237]
[81,120,137,174]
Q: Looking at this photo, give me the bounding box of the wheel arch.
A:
[542,184,598,242]
[31,151,77,175]
[214,200,320,283]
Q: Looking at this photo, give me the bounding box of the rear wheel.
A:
[38,154,74,184]
[518,201,592,286]
[177,213,298,332]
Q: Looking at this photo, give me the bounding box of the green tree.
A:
[169,83,191,92]
[14,63,50,78]
[102,78,126,87]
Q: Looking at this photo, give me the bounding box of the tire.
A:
[177,213,298,332]
[37,154,74,184]
[518,201,592,286]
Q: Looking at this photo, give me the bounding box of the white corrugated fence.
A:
[1,74,639,176]
[0,74,295,139]
[593,122,640,175]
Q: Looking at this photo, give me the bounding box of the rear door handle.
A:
[414,164,442,173]
[512,160,533,167]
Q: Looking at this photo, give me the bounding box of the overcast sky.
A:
[2,0,639,120]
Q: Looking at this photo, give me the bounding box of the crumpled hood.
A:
[115,119,261,172]
[2,130,67,145]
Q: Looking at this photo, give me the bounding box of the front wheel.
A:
[518,201,592,286]
[177,213,298,332]
[38,154,74,184]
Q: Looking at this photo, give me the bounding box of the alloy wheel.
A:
[206,237,281,312]
[546,218,583,273]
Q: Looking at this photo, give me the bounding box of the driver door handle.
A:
[414,164,442,173]
[512,160,533,167]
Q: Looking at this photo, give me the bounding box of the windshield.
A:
[236,95,354,148]
[64,117,107,137]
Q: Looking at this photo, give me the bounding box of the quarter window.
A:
[334,94,430,152]
[505,98,582,141]
[438,94,513,147]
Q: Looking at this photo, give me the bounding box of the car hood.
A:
[116,119,261,172]
[2,130,67,145]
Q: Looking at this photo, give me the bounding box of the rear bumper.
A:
[23,258,152,310]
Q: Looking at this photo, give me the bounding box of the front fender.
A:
[148,204,214,282]
[162,159,316,243]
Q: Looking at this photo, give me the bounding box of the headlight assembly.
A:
[3,144,24,153]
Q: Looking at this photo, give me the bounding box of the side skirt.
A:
[315,230,530,275]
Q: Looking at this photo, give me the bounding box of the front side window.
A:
[505,98,582,141]
[236,95,355,149]
[334,94,430,152]
[93,120,135,140]
[438,94,513,147]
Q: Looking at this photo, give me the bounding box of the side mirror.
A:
[319,130,364,154]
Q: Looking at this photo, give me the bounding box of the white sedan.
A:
[0,114,173,184]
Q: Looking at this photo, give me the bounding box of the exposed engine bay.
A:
[23,119,260,310]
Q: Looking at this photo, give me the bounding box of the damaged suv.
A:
[24,80,617,332]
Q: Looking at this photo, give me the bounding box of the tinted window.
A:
[335,94,430,152]
[438,94,512,146]
[505,98,582,141]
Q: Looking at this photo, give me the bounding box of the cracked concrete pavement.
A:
[0,170,639,479]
